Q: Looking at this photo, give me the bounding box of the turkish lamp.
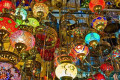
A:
[55,63,77,80]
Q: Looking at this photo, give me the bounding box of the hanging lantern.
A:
[0,17,18,35]
[15,8,27,20]
[100,63,114,77]
[0,62,21,80]
[93,73,105,80]
[22,18,40,28]
[91,16,107,31]
[89,0,105,13]
[85,32,100,48]
[71,45,89,62]
[32,3,49,18]
[10,30,35,51]
[0,1,15,12]
[55,63,77,80]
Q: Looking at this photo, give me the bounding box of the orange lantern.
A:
[89,0,105,13]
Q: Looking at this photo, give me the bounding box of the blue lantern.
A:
[85,32,100,45]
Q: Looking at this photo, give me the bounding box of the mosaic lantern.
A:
[89,0,105,13]
[0,1,15,12]
[91,16,107,31]
[32,3,49,18]
[72,45,89,62]
[22,18,40,28]
[55,63,77,80]
[0,17,18,35]
[85,32,100,48]
[10,30,35,51]
[0,62,21,80]
[100,63,114,77]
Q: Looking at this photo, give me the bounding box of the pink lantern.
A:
[10,30,35,50]
[71,45,89,61]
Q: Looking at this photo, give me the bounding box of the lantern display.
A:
[15,8,27,20]
[100,63,114,77]
[93,73,105,80]
[71,45,89,62]
[0,62,21,80]
[0,17,18,35]
[10,30,35,51]
[55,63,77,79]
[0,1,15,12]
[22,18,40,28]
[32,3,49,18]
[91,16,107,31]
[85,33,100,48]
[89,0,105,13]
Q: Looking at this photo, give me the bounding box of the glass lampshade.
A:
[72,45,89,61]
[32,3,49,18]
[0,62,21,80]
[10,30,35,50]
[85,32,100,45]
[15,8,27,20]
[0,17,18,35]
[89,0,105,13]
[91,16,107,31]
[0,1,15,12]
[55,63,77,79]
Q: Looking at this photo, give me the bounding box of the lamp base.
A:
[60,76,73,80]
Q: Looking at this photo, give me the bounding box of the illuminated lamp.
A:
[0,1,15,12]
[32,3,49,18]
[0,62,21,80]
[55,63,77,80]
[100,63,114,77]
[0,17,18,35]
[22,18,40,28]
[72,45,89,62]
[91,16,107,31]
[93,73,105,80]
[85,32,100,48]
[10,30,35,52]
[89,0,105,13]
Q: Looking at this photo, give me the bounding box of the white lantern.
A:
[55,63,77,80]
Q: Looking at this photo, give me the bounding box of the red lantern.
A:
[0,1,15,12]
[0,17,18,35]
[100,63,114,77]
[89,0,105,13]
[93,73,105,80]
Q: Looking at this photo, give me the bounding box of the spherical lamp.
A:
[85,32,100,48]
[100,63,114,77]
[55,63,77,80]
[10,30,35,52]
[0,1,15,12]
[72,45,89,62]
[89,0,105,13]
[91,16,107,31]
[0,17,18,35]
[32,3,49,18]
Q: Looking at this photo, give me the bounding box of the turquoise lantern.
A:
[85,32,100,48]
